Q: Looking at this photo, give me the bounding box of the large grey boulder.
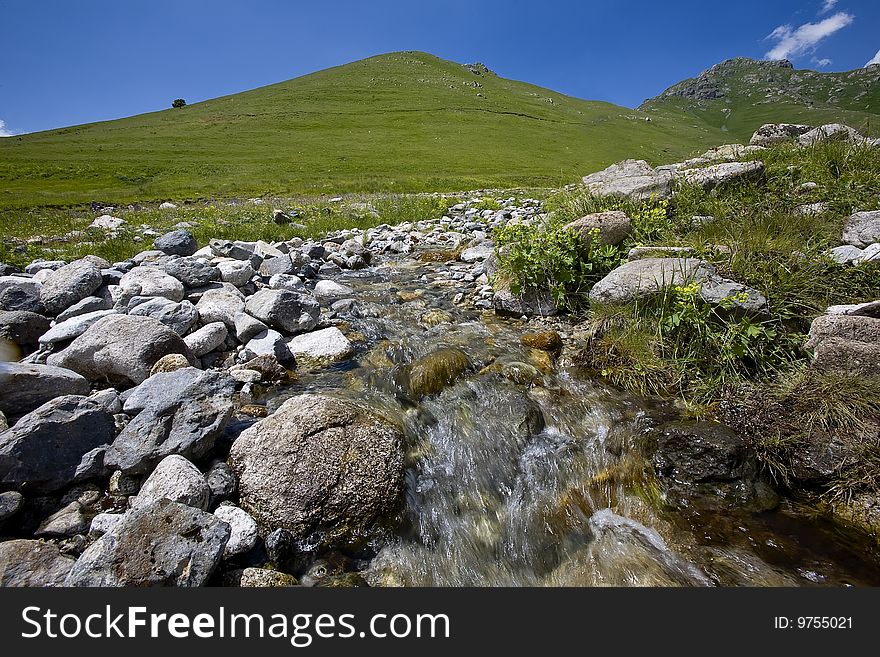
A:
[269,273,305,292]
[64,499,230,587]
[245,289,319,335]
[0,539,75,586]
[677,160,765,192]
[130,455,210,510]
[798,123,867,147]
[582,159,674,201]
[749,123,813,147]
[0,363,90,418]
[0,395,114,493]
[47,314,193,385]
[0,310,50,346]
[826,300,880,318]
[154,230,198,257]
[39,259,103,316]
[105,370,234,474]
[0,276,43,313]
[210,239,255,261]
[826,244,866,265]
[229,394,404,542]
[162,257,220,288]
[805,314,880,377]
[589,258,715,304]
[121,366,204,413]
[564,211,632,246]
[842,210,880,248]
[196,288,245,328]
[128,297,198,335]
[119,267,185,302]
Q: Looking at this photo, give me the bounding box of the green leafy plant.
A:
[493,218,624,310]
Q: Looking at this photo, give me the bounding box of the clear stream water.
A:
[251,251,880,587]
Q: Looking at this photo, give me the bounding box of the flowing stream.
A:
[259,252,880,587]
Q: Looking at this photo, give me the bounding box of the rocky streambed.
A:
[1,185,879,587]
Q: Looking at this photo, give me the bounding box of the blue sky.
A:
[1,0,878,136]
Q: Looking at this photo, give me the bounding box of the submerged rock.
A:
[406,348,471,397]
[521,331,563,353]
[229,394,404,543]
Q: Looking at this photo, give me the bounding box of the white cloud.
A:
[866,49,880,67]
[0,120,13,137]
[819,0,838,15]
[812,57,832,67]
[765,12,854,60]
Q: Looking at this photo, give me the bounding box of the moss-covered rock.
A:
[407,348,471,397]
[521,330,563,353]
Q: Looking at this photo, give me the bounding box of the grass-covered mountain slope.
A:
[0,52,719,209]
[640,58,880,143]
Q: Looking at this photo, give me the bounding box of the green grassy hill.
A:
[640,57,880,142]
[0,51,722,209]
[2,53,878,211]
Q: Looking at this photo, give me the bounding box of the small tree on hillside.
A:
[172,98,187,109]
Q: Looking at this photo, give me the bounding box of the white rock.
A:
[826,245,864,265]
[184,322,228,357]
[89,215,126,231]
[313,279,353,299]
[217,260,254,287]
[286,327,353,367]
[130,455,210,510]
[213,505,258,558]
[856,243,880,264]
